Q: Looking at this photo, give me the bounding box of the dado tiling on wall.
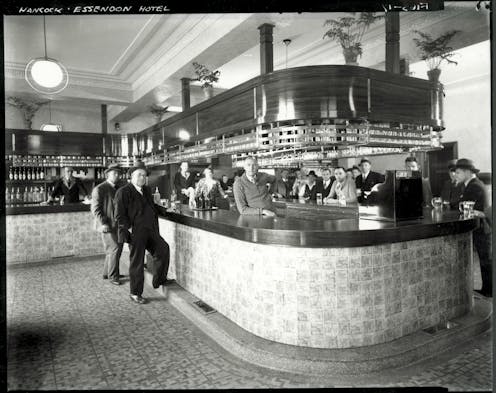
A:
[6,212,103,265]
[159,218,473,349]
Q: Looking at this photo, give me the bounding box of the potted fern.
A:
[149,104,169,122]
[192,62,220,98]
[412,30,460,82]
[323,12,384,65]
[7,96,49,129]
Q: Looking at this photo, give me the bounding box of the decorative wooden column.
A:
[101,104,109,155]
[181,77,191,110]
[258,23,275,75]
[385,12,400,74]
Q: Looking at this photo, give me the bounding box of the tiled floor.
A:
[6,257,492,390]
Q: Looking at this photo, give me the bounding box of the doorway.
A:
[427,142,458,197]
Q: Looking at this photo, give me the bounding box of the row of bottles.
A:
[8,167,46,181]
[5,186,48,205]
[6,155,104,167]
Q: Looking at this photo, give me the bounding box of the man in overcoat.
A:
[91,164,124,285]
[455,158,492,297]
[115,162,170,304]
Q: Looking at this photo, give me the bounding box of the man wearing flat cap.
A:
[455,158,492,297]
[355,158,385,203]
[114,161,170,304]
[440,159,464,209]
[91,164,124,285]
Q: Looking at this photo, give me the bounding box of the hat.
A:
[454,158,480,173]
[359,158,371,165]
[308,170,317,177]
[447,159,457,170]
[104,163,122,175]
[127,161,149,177]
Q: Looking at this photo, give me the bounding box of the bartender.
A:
[47,166,89,204]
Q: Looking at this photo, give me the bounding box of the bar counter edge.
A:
[156,204,479,247]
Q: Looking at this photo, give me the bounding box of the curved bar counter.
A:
[158,205,478,349]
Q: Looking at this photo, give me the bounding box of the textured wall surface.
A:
[6,212,103,265]
[159,218,474,349]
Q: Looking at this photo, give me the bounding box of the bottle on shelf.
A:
[27,168,31,180]
[6,187,10,205]
[15,187,21,203]
[13,167,18,181]
[8,167,13,180]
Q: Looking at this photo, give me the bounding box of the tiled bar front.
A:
[6,211,103,265]
[159,218,474,349]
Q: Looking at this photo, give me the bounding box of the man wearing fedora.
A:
[455,158,492,297]
[441,159,464,209]
[115,162,170,304]
[91,164,124,285]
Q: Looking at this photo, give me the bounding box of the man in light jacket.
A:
[91,164,124,286]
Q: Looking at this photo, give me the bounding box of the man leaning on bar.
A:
[233,156,277,216]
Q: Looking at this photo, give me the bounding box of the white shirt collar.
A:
[464,175,476,187]
[246,174,256,183]
[132,183,143,195]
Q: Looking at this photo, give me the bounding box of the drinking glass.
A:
[458,201,465,214]
[431,197,442,209]
[463,201,475,218]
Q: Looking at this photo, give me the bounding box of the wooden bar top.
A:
[156,204,479,248]
[5,203,91,216]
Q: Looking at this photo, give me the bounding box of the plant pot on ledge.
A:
[343,46,361,65]
[203,85,214,99]
[427,68,442,82]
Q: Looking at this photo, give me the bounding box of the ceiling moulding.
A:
[130,14,252,101]
[5,62,132,92]
[109,14,162,76]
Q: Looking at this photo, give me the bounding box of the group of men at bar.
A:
[79,153,491,301]
[232,155,492,297]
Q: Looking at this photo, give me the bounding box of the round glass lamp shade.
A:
[25,57,69,94]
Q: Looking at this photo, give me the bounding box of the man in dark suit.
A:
[316,168,334,198]
[91,164,124,286]
[455,158,492,297]
[272,169,293,199]
[440,160,464,209]
[405,156,433,208]
[174,161,195,204]
[115,162,170,304]
[355,158,385,203]
[47,166,89,204]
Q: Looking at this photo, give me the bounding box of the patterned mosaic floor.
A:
[6,257,492,390]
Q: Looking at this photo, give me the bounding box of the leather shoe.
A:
[110,280,120,286]
[129,294,147,304]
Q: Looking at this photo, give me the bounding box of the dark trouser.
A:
[129,227,170,296]
[474,228,492,294]
[102,231,123,281]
